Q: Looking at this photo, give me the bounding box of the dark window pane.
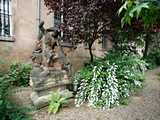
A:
[0,0,11,37]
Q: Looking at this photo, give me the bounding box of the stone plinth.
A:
[30,65,72,109]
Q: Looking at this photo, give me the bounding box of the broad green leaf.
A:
[48,102,60,114]
[118,1,128,15]
[131,2,149,18]
[0,100,3,105]
[50,92,61,102]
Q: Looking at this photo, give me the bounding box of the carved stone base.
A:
[30,66,73,109]
[31,89,73,109]
[31,91,50,109]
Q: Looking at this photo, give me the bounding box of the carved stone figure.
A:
[30,21,72,109]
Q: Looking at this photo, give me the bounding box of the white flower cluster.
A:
[74,62,120,108]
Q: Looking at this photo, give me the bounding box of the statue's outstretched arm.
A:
[39,21,45,34]
[38,21,45,40]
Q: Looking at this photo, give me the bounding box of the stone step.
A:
[33,80,71,92]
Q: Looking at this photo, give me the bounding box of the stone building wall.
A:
[0,0,53,72]
[0,0,112,73]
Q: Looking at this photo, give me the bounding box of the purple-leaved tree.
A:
[44,0,120,62]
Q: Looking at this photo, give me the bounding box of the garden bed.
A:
[9,67,160,120]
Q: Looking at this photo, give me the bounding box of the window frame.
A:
[0,0,13,42]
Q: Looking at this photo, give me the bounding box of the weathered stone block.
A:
[30,92,51,109]
[31,89,73,109]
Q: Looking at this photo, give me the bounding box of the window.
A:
[54,12,67,42]
[54,12,61,30]
[0,0,11,38]
[53,12,72,43]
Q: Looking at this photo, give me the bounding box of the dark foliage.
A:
[44,0,121,62]
[118,0,160,57]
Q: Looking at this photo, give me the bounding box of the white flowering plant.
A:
[73,50,147,108]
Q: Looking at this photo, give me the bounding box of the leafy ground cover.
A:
[0,62,32,120]
[8,62,32,87]
[73,50,147,109]
[0,75,32,120]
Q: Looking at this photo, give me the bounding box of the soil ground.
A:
[11,67,160,120]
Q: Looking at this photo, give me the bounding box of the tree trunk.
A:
[89,44,94,62]
[143,32,150,58]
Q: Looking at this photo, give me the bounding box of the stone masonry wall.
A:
[0,0,112,73]
[0,0,53,71]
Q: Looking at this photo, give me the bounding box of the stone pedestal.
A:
[30,65,73,109]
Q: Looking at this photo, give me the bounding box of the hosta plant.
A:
[48,90,72,114]
[74,62,119,109]
[73,50,147,109]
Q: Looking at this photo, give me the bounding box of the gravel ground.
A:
[11,67,160,120]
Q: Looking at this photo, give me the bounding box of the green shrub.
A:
[8,62,32,87]
[0,75,32,120]
[73,50,146,109]
[48,91,71,114]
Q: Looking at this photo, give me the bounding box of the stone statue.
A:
[30,21,72,109]
[37,21,71,71]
